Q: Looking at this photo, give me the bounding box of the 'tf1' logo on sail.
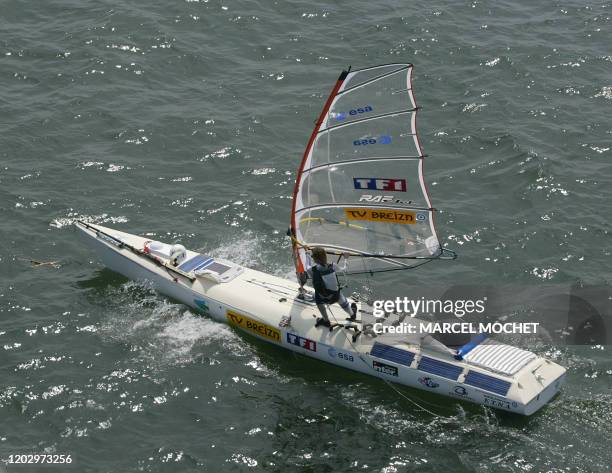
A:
[344,208,416,225]
[353,178,406,192]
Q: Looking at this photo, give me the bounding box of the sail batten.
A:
[290,64,453,274]
[302,156,424,175]
[317,108,418,134]
[296,203,433,213]
[337,64,412,96]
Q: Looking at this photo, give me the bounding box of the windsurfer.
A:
[299,247,357,327]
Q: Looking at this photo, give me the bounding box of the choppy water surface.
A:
[1,0,611,471]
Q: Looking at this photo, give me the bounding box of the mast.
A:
[290,69,350,275]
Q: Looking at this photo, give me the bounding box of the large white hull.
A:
[76,222,565,415]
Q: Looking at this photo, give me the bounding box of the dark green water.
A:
[1,0,611,471]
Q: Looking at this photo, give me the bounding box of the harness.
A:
[311,264,340,304]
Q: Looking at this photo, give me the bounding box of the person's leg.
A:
[317,304,329,320]
[337,293,357,318]
[315,304,331,327]
[297,271,308,300]
[315,294,331,327]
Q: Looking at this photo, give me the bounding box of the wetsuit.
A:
[305,260,355,324]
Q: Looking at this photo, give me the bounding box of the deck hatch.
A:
[203,262,231,275]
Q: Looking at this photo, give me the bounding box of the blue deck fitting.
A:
[455,333,487,360]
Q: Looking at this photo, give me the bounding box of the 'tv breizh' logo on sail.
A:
[353,178,407,192]
[344,208,416,225]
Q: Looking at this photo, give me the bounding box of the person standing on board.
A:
[299,247,357,327]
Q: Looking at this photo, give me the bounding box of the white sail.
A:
[291,64,454,274]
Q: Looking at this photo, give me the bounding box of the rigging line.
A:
[349,62,412,73]
[363,258,435,274]
[318,107,418,134]
[301,155,424,174]
[335,252,349,289]
[296,202,433,212]
[292,222,419,258]
[244,280,317,307]
[325,304,443,417]
[326,121,337,204]
[247,278,303,293]
[338,258,436,276]
[294,237,445,262]
[337,65,411,97]
[291,67,347,275]
[302,245,437,264]
[291,228,450,262]
[320,243,439,262]
[391,87,412,95]
[296,216,411,243]
[293,234,442,261]
[77,220,195,282]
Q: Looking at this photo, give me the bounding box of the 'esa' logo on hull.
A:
[354,178,406,192]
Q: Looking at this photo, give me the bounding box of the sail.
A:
[290,64,453,274]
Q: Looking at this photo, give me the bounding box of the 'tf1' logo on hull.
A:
[286,333,317,352]
[353,178,406,192]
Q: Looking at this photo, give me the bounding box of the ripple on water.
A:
[97,282,241,367]
[1,0,611,469]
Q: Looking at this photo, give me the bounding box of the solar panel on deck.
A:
[371,343,415,367]
[464,370,511,396]
[204,262,231,275]
[179,255,213,272]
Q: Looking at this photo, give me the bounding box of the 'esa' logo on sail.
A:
[353,135,392,146]
[353,178,407,192]
[334,105,373,121]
